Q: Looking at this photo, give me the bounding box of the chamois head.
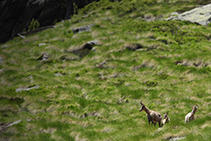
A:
[164,112,168,119]
[139,101,145,112]
[192,106,197,113]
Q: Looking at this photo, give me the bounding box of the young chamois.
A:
[139,101,162,127]
[185,106,197,123]
[162,112,170,126]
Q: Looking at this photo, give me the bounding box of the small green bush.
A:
[63,30,74,38]
[63,21,71,27]
[67,104,78,109]
[145,81,158,87]
[13,37,22,41]
[28,18,40,31]
[73,2,78,14]
[159,73,169,80]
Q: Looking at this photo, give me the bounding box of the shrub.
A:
[73,2,78,14]
[28,18,40,31]
[159,73,169,80]
[63,21,71,27]
[63,30,74,38]
[145,81,158,87]
[67,104,78,109]
[13,37,21,41]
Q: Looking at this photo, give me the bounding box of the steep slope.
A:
[0,0,211,140]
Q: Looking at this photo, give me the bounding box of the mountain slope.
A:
[0,0,211,140]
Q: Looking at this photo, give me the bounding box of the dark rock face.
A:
[0,0,100,43]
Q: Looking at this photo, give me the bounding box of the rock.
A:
[42,54,48,61]
[86,40,101,47]
[38,43,48,46]
[166,4,211,25]
[68,40,100,58]
[0,0,100,43]
[169,136,185,141]
[54,73,63,77]
[1,46,8,49]
[72,24,95,34]
[89,111,100,117]
[6,120,22,128]
[144,14,155,22]
[175,60,208,68]
[0,120,22,132]
[0,55,2,64]
[16,85,40,92]
[59,54,79,61]
[37,53,48,61]
[125,43,143,51]
[17,33,25,39]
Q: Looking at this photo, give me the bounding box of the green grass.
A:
[1,0,211,140]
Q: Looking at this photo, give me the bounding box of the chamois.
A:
[185,106,197,123]
[162,112,170,126]
[139,101,162,127]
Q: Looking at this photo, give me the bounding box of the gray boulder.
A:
[68,40,100,58]
[16,85,40,92]
[37,53,48,61]
[72,24,95,34]
[166,4,211,25]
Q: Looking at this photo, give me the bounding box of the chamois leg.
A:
[148,119,154,125]
[159,121,162,127]
[148,119,153,125]
[147,115,152,125]
[154,122,156,126]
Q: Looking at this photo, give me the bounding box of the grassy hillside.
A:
[1,0,211,140]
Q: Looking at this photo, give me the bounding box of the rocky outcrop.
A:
[166,4,211,25]
[0,0,100,43]
[72,24,95,34]
[68,40,101,58]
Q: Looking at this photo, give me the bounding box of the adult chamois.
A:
[139,101,162,127]
[185,106,197,123]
